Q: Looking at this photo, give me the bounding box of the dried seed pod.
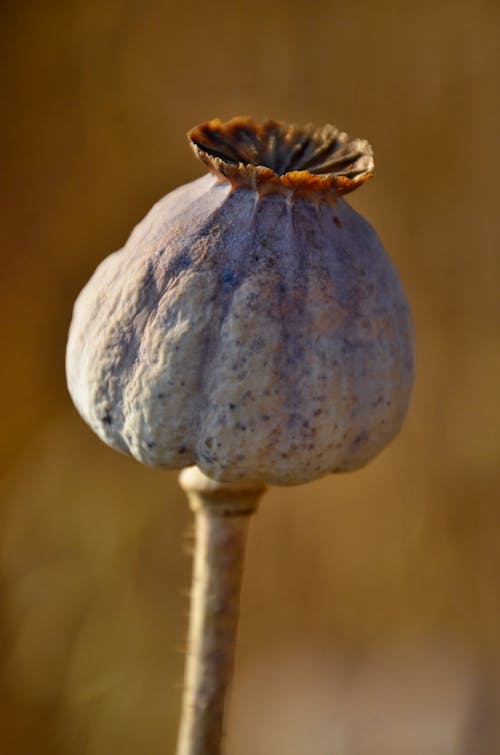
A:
[66,117,414,485]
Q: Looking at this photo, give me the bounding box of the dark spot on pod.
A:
[229,403,236,410]
[261,414,271,421]
[313,409,322,416]
[235,422,247,431]
[353,431,368,446]
[157,393,165,399]
[142,261,156,290]
[171,250,191,273]
[205,437,213,448]
[101,413,112,425]
[334,216,342,228]
[222,269,238,291]
[178,445,187,454]
[147,441,156,448]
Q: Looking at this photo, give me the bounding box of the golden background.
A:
[1,1,499,752]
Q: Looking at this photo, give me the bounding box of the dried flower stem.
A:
[177,466,266,755]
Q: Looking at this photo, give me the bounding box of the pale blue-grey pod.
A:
[66,117,414,485]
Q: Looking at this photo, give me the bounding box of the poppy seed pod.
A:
[66,117,414,485]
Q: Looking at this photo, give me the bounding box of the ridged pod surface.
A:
[66,117,414,485]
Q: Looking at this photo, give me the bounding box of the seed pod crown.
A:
[188,116,374,198]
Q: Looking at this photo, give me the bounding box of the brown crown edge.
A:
[187,117,374,200]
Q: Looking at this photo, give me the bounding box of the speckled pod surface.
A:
[66,117,414,485]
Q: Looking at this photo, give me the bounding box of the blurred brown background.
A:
[1,1,499,753]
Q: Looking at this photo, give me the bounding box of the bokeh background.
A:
[1,1,499,753]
